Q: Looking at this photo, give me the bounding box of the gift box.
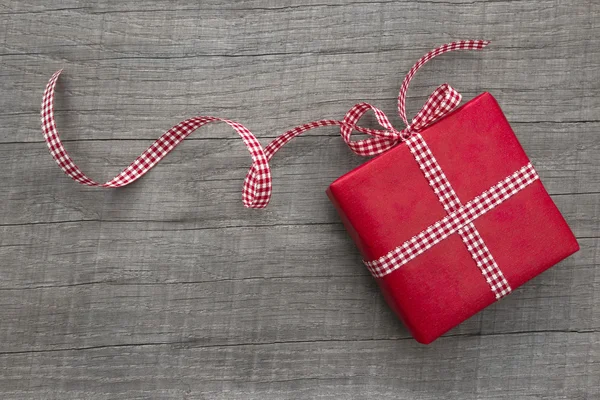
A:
[327,91,579,344]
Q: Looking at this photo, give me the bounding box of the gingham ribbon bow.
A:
[41,40,489,208]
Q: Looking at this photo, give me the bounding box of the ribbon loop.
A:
[409,84,462,132]
[339,103,402,156]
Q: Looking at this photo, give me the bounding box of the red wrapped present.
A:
[325,45,579,343]
[41,40,578,344]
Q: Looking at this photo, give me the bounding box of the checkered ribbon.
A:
[364,161,539,289]
[41,39,531,298]
[41,40,489,209]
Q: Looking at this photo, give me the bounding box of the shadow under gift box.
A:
[326,92,579,344]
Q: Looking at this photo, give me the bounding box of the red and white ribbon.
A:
[41,40,488,208]
[41,40,536,297]
[400,133,517,298]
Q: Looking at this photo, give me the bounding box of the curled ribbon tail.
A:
[41,70,99,186]
[41,70,273,208]
[41,40,492,209]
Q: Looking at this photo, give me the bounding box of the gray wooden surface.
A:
[1,1,598,399]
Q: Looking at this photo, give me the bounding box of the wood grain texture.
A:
[0,0,599,398]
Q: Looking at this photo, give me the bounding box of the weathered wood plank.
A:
[1,1,599,145]
[0,220,598,352]
[0,332,598,400]
[0,122,598,228]
[0,0,598,398]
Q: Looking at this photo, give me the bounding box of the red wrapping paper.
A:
[327,92,579,344]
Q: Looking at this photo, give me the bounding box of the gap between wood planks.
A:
[0,329,598,356]
[0,216,597,228]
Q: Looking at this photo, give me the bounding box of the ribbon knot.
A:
[337,82,463,157]
[41,40,489,209]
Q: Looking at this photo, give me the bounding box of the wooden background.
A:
[1,1,598,399]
